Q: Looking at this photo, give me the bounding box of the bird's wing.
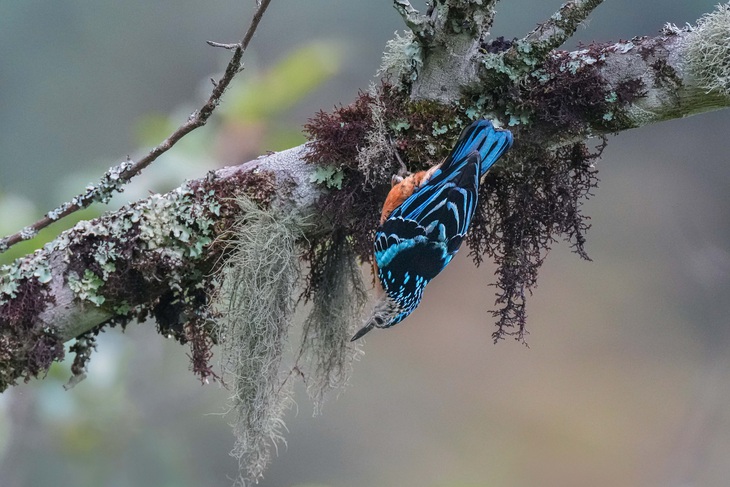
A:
[375,152,481,280]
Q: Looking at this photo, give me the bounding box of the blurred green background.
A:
[2,1,730,486]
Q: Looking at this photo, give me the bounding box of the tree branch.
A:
[0,0,273,255]
[503,0,604,74]
[478,23,730,139]
[6,4,730,485]
[0,146,320,390]
[393,0,433,43]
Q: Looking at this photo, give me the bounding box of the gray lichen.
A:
[684,4,730,97]
[299,233,367,414]
[378,30,423,83]
[212,195,307,486]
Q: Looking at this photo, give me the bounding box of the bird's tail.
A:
[445,119,514,176]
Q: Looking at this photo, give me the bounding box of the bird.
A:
[351,119,513,341]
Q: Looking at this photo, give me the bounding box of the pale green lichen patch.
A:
[481,51,524,81]
[63,179,226,310]
[67,269,106,306]
[131,185,217,258]
[0,249,53,300]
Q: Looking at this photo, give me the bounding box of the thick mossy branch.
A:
[521,46,647,136]
[4,10,724,382]
[482,15,730,134]
[212,195,306,486]
[299,232,367,413]
[481,40,650,140]
[0,167,278,391]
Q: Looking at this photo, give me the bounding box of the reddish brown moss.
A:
[526,53,610,133]
[190,169,278,212]
[69,332,96,378]
[302,82,469,293]
[184,315,219,383]
[0,276,63,390]
[304,91,377,172]
[303,91,388,262]
[511,43,648,137]
[1,276,49,330]
[467,139,601,342]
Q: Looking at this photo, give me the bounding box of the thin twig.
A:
[0,0,273,255]
[393,0,433,44]
[206,41,240,50]
[506,0,604,67]
[524,0,604,49]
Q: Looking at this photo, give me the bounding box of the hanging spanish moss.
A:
[212,195,306,486]
[299,231,368,414]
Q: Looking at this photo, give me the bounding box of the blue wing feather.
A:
[372,119,513,329]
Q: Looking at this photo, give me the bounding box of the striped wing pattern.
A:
[373,120,513,327]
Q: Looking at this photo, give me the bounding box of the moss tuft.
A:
[184,314,219,383]
[299,231,367,413]
[0,273,62,390]
[685,4,730,97]
[304,91,377,173]
[212,195,306,485]
[468,139,602,342]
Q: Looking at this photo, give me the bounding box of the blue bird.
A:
[352,119,513,340]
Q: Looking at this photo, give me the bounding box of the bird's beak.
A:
[350,322,375,341]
